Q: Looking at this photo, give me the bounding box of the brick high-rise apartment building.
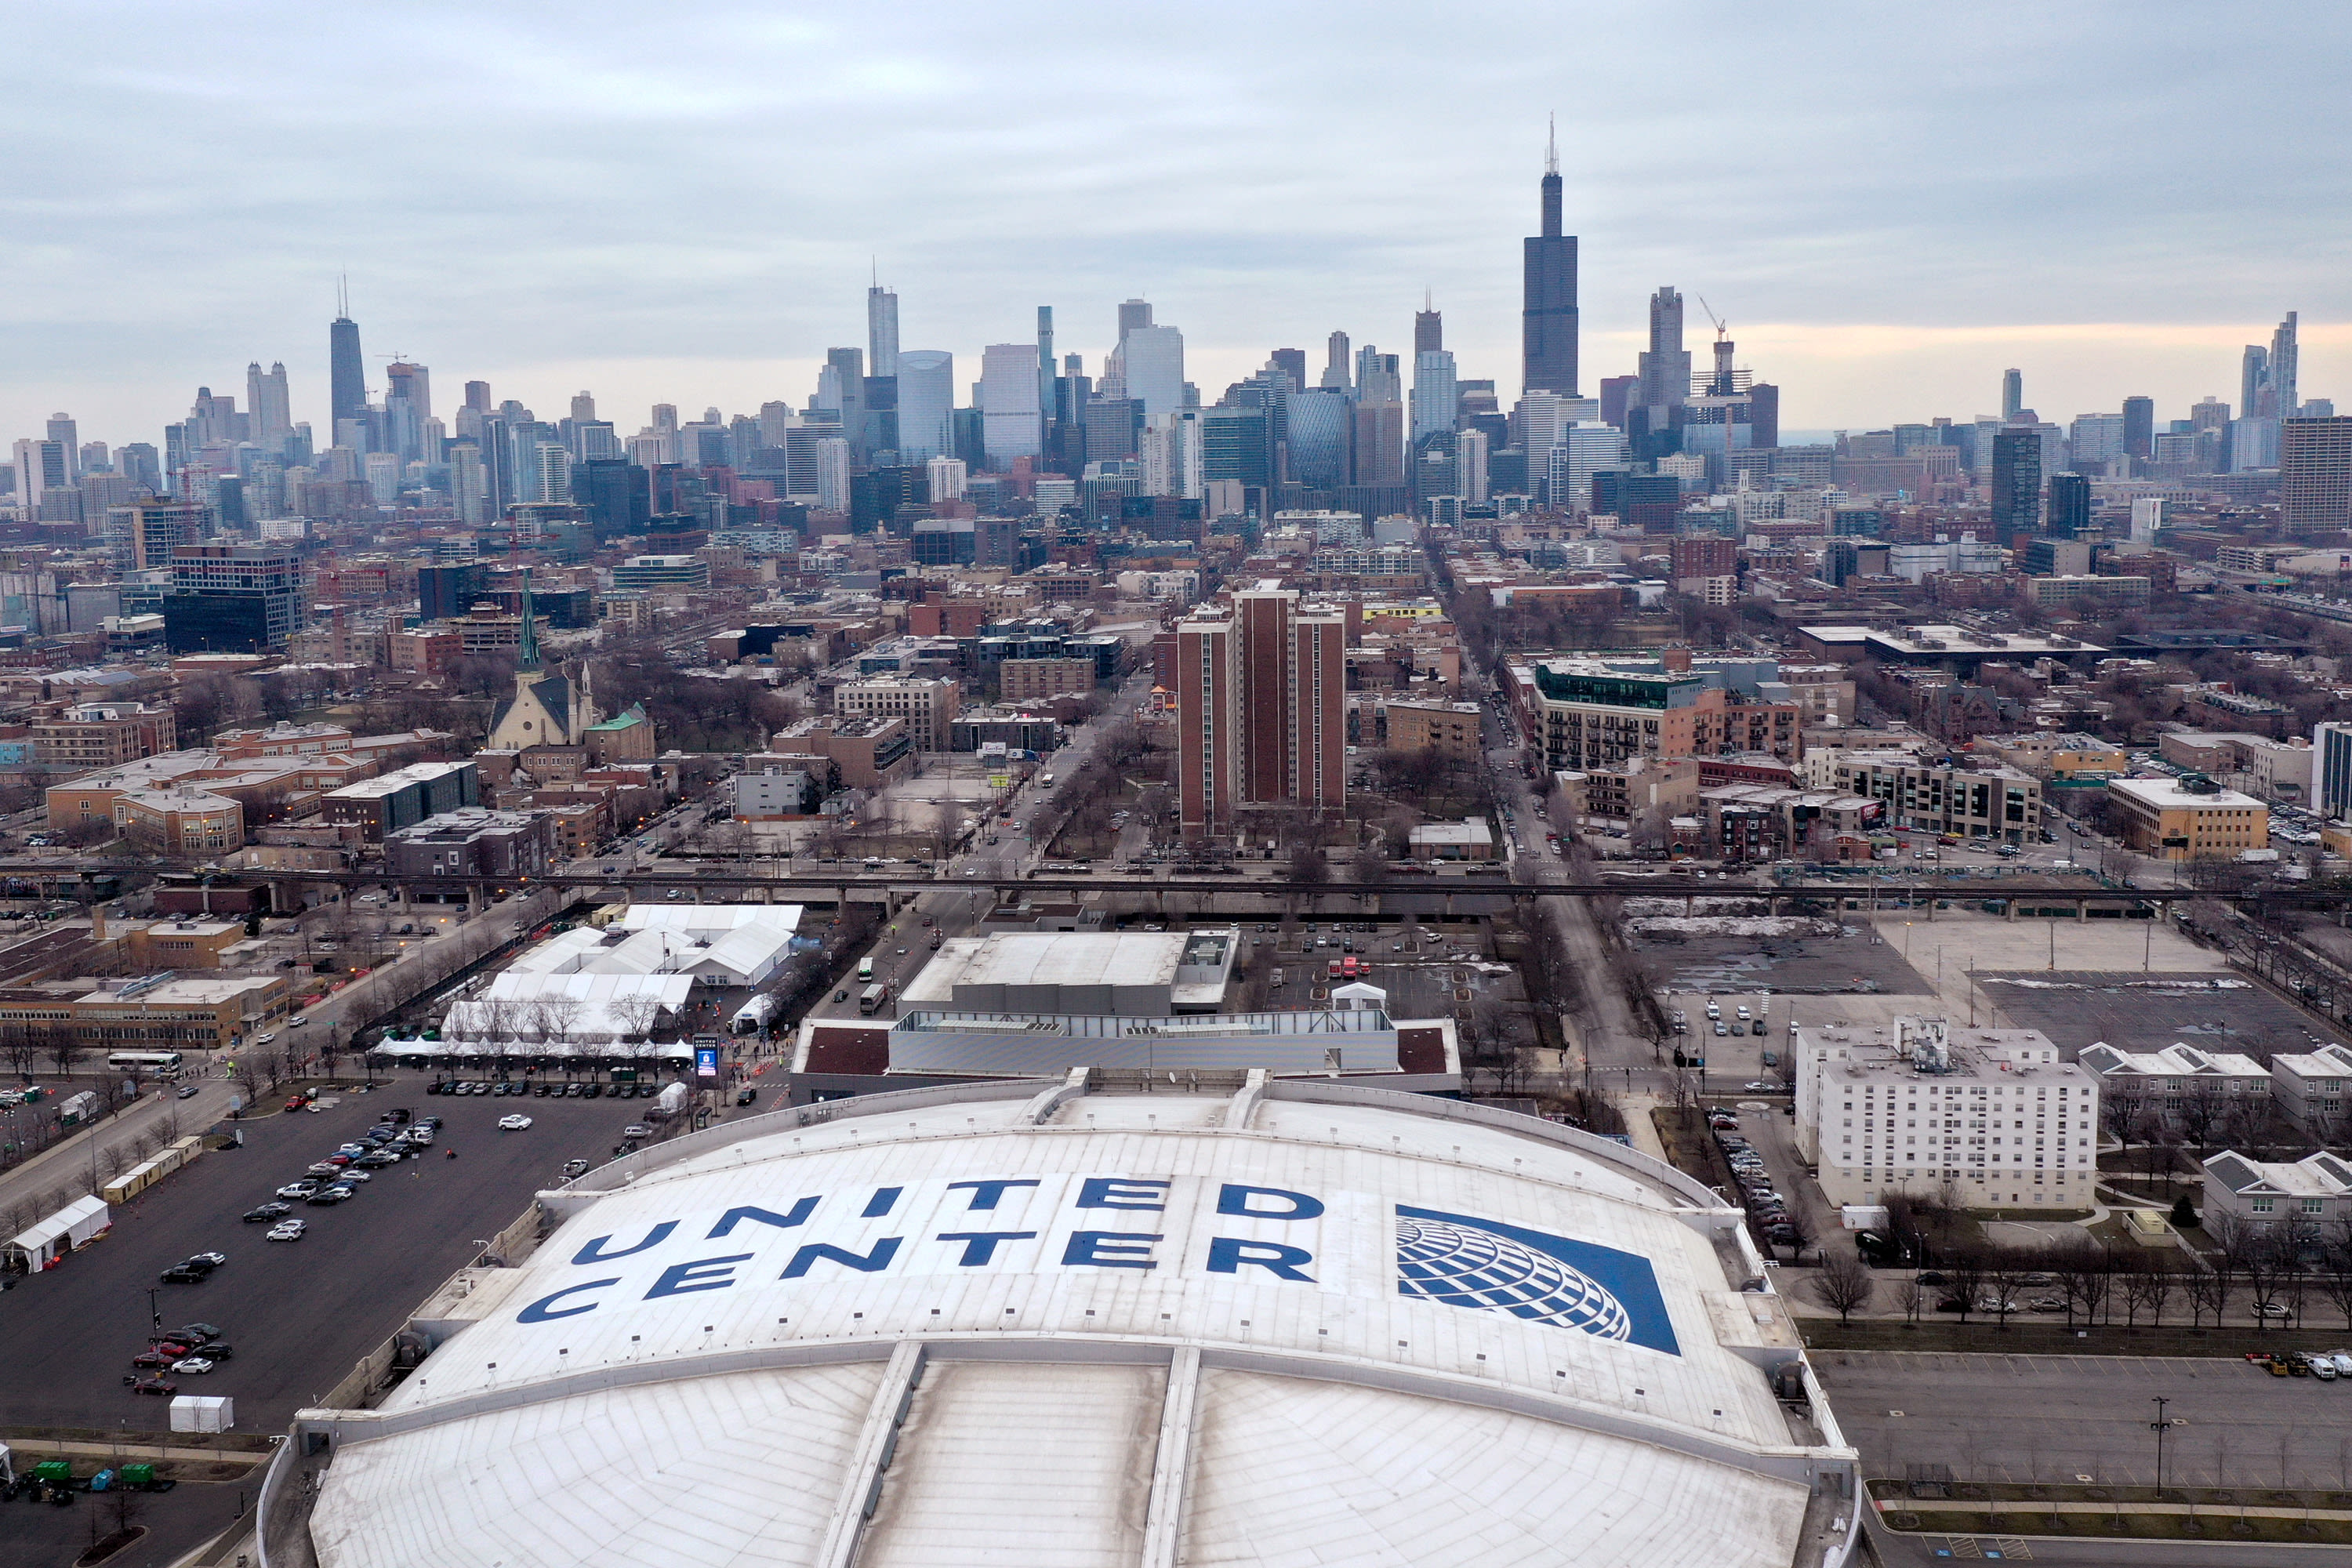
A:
[1176,587,1345,833]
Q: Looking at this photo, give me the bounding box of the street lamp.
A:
[2150,1396,2178,1494]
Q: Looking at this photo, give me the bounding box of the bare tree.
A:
[2177,1080,2227,1152]
[1943,1246,1987,1324]
[1893,1276,1926,1323]
[535,996,587,1056]
[2054,1241,2114,1327]
[1809,1250,1876,1326]
[1982,1248,2029,1327]
[2238,1225,2290,1331]
[46,1031,84,1082]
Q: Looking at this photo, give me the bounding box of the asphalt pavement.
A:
[1827,1347,2352,1567]
[0,1080,642,1435]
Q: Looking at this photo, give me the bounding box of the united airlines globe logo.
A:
[1396,1217,1635,1339]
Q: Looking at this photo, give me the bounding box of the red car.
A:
[124,1375,177,1396]
[131,1348,177,1369]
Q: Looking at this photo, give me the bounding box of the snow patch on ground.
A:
[1622,898,1775,917]
[1628,915,1846,938]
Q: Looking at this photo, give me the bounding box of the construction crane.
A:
[1695,297,1738,396]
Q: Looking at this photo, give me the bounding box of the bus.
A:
[107,1051,183,1076]
[858,982,891,1015]
[857,956,876,982]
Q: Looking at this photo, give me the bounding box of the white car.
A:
[266,1221,307,1242]
[499,1114,534,1131]
[172,1356,216,1374]
[256,1033,278,1045]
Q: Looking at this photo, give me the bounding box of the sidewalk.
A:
[0,1072,239,1221]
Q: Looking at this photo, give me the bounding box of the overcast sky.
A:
[6,1,2350,449]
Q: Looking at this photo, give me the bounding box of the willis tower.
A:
[1522,120,1578,397]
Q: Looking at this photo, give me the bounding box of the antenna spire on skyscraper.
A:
[1546,113,1557,176]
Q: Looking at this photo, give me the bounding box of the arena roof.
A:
[284,1075,1857,1568]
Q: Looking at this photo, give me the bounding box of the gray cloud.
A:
[4,0,2347,445]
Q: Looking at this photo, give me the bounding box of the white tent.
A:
[503,907,803,989]
[4,1194,110,1269]
[444,971,696,1045]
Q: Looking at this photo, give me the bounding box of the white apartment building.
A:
[1795,1016,2097,1211]
[2077,1042,2270,1132]
[2270,1042,2352,1137]
[2201,1150,2352,1232]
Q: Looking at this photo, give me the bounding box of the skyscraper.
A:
[1118,299,1154,341]
[1175,589,1345,833]
[2280,416,2352,534]
[2045,472,2090,539]
[2271,310,2299,416]
[249,362,292,445]
[1322,332,1352,393]
[1635,287,1690,415]
[866,282,899,378]
[45,415,79,483]
[1990,427,2042,533]
[2314,721,2352,822]
[978,343,1043,470]
[1351,401,1404,487]
[1455,426,1490,504]
[1035,307,1055,426]
[1354,347,1401,407]
[896,350,955,462]
[383,361,430,462]
[11,439,68,514]
[1269,348,1308,393]
[329,295,367,436]
[2122,395,2154,460]
[1410,349,1457,440]
[1121,326,1185,420]
[2241,343,2272,419]
[1284,388,1352,490]
[1414,300,1443,356]
[1521,122,1578,396]
[2000,368,2023,420]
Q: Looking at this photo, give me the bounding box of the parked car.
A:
[267,1221,307,1241]
[124,1376,178,1396]
[499,1114,534,1131]
[171,1357,216,1374]
[243,1203,293,1222]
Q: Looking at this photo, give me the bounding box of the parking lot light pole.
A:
[147,1287,160,1335]
[2151,1396,2177,1494]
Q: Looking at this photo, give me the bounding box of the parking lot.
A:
[0,1081,672,1436]
[1815,1349,2352,1491]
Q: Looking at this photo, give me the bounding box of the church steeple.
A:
[517,565,539,670]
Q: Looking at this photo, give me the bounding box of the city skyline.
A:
[4,2,2349,440]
